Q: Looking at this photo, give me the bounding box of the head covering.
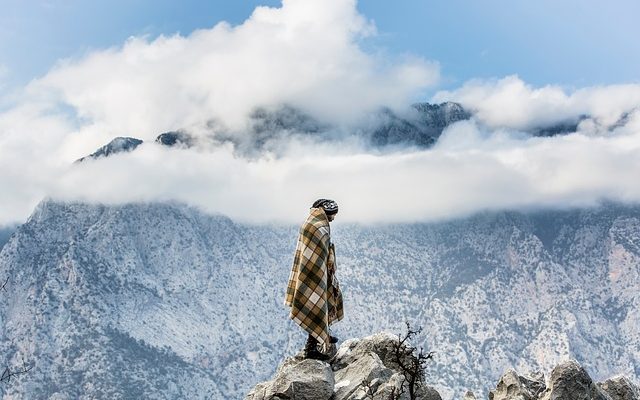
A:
[312,199,339,215]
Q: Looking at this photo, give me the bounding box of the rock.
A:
[333,352,392,400]
[539,360,612,400]
[332,332,415,373]
[489,369,546,400]
[463,390,477,400]
[246,333,442,400]
[245,334,639,400]
[420,384,444,400]
[244,356,334,400]
[597,376,640,400]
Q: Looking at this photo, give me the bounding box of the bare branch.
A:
[1,358,34,384]
[1,279,34,386]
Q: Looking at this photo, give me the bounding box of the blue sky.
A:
[1,0,639,91]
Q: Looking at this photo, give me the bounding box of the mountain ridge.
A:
[1,200,639,399]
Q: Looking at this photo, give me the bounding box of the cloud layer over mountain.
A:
[0,0,639,226]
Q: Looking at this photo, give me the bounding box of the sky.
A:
[0,0,639,225]
[1,0,639,91]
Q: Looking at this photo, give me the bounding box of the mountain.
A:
[367,102,471,148]
[155,131,194,148]
[1,201,639,399]
[75,137,143,163]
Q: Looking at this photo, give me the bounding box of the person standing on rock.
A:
[285,199,344,361]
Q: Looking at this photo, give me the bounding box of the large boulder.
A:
[245,355,334,400]
[539,360,612,400]
[333,352,393,400]
[597,376,640,400]
[332,332,418,373]
[489,369,546,400]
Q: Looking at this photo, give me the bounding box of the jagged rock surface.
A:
[599,376,640,400]
[489,369,546,400]
[539,360,612,400]
[246,357,334,400]
[245,333,442,400]
[490,362,640,400]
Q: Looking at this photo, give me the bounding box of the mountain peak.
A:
[75,136,143,163]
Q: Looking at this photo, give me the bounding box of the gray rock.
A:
[370,372,441,400]
[539,360,612,400]
[597,376,640,400]
[420,384,444,400]
[246,333,442,400]
[463,390,477,400]
[332,333,441,400]
[333,352,393,400]
[489,369,545,400]
[245,356,334,400]
[332,332,415,373]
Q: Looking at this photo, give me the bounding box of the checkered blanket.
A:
[285,207,344,349]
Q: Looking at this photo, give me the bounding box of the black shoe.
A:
[330,336,339,344]
[305,348,331,361]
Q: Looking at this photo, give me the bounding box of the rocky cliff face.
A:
[1,201,639,398]
[488,360,640,400]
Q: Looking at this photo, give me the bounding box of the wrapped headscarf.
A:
[312,199,339,215]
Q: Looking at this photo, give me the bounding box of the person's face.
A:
[327,213,336,222]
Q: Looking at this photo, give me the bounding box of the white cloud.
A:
[24,0,437,145]
[1,1,640,226]
[433,75,640,130]
[34,117,640,225]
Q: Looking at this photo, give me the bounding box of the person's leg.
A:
[304,333,330,361]
[304,333,318,352]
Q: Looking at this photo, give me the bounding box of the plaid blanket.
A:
[285,207,344,349]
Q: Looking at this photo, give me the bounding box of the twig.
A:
[1,358,33,383]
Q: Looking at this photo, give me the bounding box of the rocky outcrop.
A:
[490,361,640,400]
[247,341,640,400]
[246,357,334,400]
[489,369,546,400]
[598,376,640,400]
[245,332,442,400]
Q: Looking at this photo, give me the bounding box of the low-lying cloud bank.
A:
[1,0,639,226]
[43,114,640,224]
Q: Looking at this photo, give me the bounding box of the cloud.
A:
[23,0,437,143]
[433,75,640,130]
[36,115,640,225]
[1,1,640,226]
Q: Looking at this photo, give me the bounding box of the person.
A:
[284,199,344,361]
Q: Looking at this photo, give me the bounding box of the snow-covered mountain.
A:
[75,137,144,163]
[1,200,639,399]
